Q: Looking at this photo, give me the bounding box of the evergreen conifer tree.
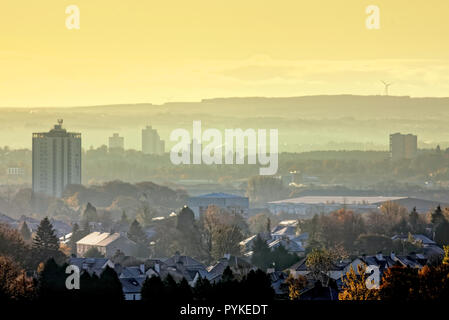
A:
[33,217,59,252]
[19,221,31,241]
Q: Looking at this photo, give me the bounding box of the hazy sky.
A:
[1,0,449,107]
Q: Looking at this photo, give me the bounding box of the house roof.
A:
[120,277,145,294]
[272,226,297,237]
[268,238,305,252]
[391,234,436,245]
[163,255,206,269]
[289,258,308,271]
[423,245,445,256]
[69,257,112,275]
[76,232,121,246]
[291,233,309,242]
[278,220,298,227]
[300,282,339,300]
[359,253,425,270]
[208,255,253,276]
[0,213,16,224]
[120,266,145,279]
[239,235,257,247]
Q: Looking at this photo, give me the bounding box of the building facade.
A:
[188,192,249,218]
[142,125,165,155]
[76,232,138,258]
[109,133,124,151]
[267,196,445,216]
[32,120,81,197]
[390,133,417,160]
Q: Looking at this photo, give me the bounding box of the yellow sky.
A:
[0,0,448,107]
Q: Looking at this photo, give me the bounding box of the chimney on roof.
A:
[224,253,231,260]
[155,263,160,274]
[174,251,180,264]
[266,268,275,274]
[140,264,145,274]
[376,252,383,261]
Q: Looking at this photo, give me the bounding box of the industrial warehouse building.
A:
[188,192,249,218]
[267,196,448,216]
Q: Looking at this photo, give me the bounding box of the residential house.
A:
[267,270,289,296]
[391,233,436,246]
[206,254,255,283]
[163,253,209,286]
[268,238,305,257]
[117,263,159,301]
[120,277,146,301]
[76,232,138,258]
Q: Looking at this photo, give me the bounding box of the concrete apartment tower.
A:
[108,133,124,151]
[389,133,418,160]
[141,125,165,155]
[32,120,81,197]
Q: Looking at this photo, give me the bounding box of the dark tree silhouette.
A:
[99,266,124,302]
[36,258,67,301]
[19,221,32,241]
[141,275,165,303]
[193,277,213,301]
[33,217,59,252]
[32,218,64,265]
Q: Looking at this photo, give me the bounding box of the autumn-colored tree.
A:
[211,224,244,260]
[0,223,31,268]
[0,255,35,301]
[415,246,449,300]
[443,245,449,265]
[201,206,246,261]
[378,264,419,301]
[367,202,410,235]
[305,245,348,287]
[306,248,334,286]
[247,213,271,235]
[338,264,379,300]
[417,265,447,300]
[285,274,307,300]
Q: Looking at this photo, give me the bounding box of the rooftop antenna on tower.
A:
[381,81,392,96]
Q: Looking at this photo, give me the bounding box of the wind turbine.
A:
[381,80,393,96]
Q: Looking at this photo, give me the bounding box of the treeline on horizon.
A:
[1,145,448,184]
